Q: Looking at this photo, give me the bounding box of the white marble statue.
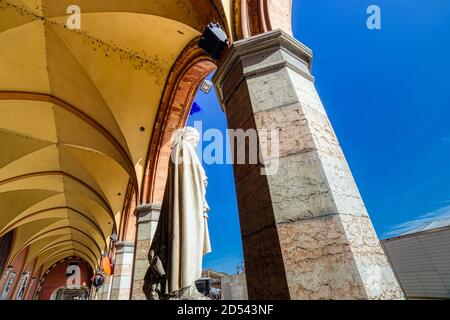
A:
[143,127,211,300]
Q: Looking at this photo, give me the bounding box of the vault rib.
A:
[0,91,138,188]
[0,171,116,229]
[12,225,104,263]
[27,239,99,268]
[39,248,97,271]
[44,22,130,145]
[0,206,108,242]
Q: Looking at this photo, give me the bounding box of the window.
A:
[0,271,16,300]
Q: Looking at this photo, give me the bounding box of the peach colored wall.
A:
[38,259,92,300]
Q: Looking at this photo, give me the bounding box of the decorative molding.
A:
[214,29,313,109]
[114,242,135,254]
[135,204,162,224]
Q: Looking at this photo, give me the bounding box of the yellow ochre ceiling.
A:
[0,0,230,274]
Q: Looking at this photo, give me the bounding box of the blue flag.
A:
[190,101,202,116]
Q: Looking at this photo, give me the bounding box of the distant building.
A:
[382,225,450,299]
[196,269,248,300]
[221,272,248,300]
[196,269,228,299]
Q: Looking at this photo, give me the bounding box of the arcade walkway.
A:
[0,0,231,300]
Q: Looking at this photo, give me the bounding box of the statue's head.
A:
[172,126,200,148]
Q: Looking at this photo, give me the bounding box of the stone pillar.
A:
[99,275,112,300]
[213,30,404,300]
[131,203,161,300]
[110,241,134,300]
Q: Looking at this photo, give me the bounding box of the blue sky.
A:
[188,0,450,274]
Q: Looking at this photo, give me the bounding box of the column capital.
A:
[135,203,161,224]
[114,241,134,254]
[214,30,314,110]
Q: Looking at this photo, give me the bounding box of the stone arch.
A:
[117,183,138,243]
[141,39,216,205]
[130,39,215,299]
[234,0,293,39]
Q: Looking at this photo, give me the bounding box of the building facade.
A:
[221,272,248,300]
[0,0,404,300]
[382,226,450,299]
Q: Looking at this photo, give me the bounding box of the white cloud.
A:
[383,204,450,238]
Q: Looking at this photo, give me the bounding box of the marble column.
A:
[213,30,404,300]
[110,241,134,300]
[131,203,161,300]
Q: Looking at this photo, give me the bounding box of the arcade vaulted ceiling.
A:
[0,0,232,276]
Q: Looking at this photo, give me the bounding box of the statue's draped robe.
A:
[144,129,211,296]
